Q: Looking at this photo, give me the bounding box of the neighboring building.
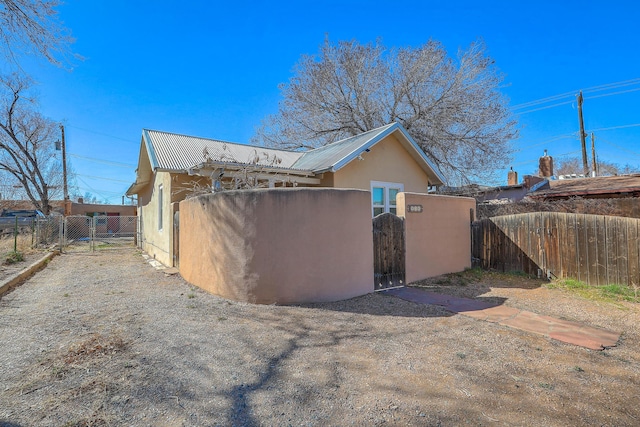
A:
[529,174,640,200]
[440,175,548,203]
[0,199,136,217]
[126,122,446,267]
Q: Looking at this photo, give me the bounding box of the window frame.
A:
[158,184,163,231]
[370,181,404,217]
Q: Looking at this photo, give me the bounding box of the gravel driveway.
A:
[1,249,638,426]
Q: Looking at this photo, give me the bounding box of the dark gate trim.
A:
[373,213,406,290]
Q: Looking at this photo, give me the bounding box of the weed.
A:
[573,366,584,372]
[538,382,555,390]
[218,316,227,321]
[463,267,484,281]
[3,250,24,265]
[506,270,531,278]
[64,333,127,364]
[187,293,195,299]
[546,278,639,303]
[63,293,70,297]
[456,352,466,359]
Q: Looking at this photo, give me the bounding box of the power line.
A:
[76,173,132,184]
[511,150,583,166]
[512,77,640,110]
[585,86,640,101]
[69,153,135,168]
[587,123,640,132]
[513,100,575,115]
[597,137,640,158]
[65,124,138,143]
[514,133,578,151]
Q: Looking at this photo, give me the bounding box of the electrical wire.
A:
[596,137,640,158]
[75,176,127,202]
[587,123,640,132]
[76,174,133,184]
[513,100,575,115]
[69,153,135,168]
[512,77,640,110]
[64,124,137,143]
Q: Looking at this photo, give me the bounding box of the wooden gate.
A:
[373,213,406,290]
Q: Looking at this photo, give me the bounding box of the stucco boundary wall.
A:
[397,192,476,283]
[179,188,374,304]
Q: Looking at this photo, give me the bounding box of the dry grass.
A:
[0,233,38,256]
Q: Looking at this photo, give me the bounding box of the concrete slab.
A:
[383,287,621,351]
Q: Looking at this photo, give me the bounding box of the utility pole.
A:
[591,132,598,177]
[577,91,589,175]
[60,124,69,202]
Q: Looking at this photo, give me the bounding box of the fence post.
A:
[59,216,64,252]
[91,216,96,252]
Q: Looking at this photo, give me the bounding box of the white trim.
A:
[371,181,404,217]
[158,184,164,231]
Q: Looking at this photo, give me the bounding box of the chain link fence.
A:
[1,215,139,254]
[0,216,62,254]
[62,215,138,252]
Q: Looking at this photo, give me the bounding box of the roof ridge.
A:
[143,129,302,154]
[303,123,397,154]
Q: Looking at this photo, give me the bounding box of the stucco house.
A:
[126,122,446,267]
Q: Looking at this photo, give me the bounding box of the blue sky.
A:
[13,0,640,202]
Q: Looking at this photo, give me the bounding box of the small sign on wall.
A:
[407,204,423,213]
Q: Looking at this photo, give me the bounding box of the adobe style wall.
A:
[397,193,476,283]
[179,188,374,304]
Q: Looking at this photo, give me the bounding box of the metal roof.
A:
[134,122,446,188]
[291,124,396,172]
[531,174,640,198]
[143,129,305,171]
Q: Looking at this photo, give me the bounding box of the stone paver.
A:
[383,287,620,350]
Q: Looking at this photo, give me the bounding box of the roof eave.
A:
[125,180,150,196]
[186,161,317,177]
[142,129,160,171]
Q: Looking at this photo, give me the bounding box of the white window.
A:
[371,181,404,217]
[158,184,163,231]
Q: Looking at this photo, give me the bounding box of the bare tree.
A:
[0,0,75,67]
[0,73,63,214]
[555,156,640,177]
[253,39,518,184]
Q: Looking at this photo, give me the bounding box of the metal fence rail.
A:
[0,216,62,251]
[62,215,138,252]
[1,215,139,253]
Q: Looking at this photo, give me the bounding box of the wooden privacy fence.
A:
[472,212,640,287]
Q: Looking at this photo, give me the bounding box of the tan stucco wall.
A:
[397,193,476,283]
[329,134,431,193]
[179,188,374,304]
[137,171,173,266]
[69,202,136,216]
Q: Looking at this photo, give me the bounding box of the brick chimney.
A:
[507,167,518,185]
[539,149,554,178]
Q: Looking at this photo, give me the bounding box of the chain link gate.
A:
[61,215,138,252]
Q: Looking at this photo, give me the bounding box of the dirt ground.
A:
[0,249,47,284]
[0,249,638,426]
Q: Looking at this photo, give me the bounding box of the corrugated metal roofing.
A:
[531,174,640,198]
[144,129,304,171]
[291,124,396,172]
[140,122,445,185]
